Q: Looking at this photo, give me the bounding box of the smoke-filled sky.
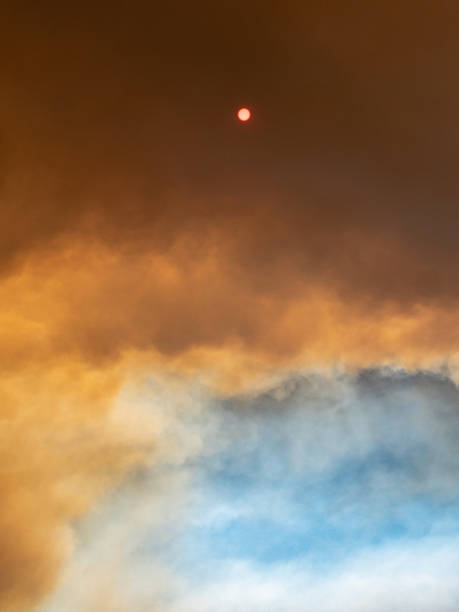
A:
[2,2,459,610]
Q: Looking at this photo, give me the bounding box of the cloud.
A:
[2,3,459,609]
[166,539,459,612]
[2,4,459,373]
[0,352,178,611]
[38,370,459,611]
[3,243,459,385]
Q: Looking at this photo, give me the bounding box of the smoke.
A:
[2,2,459,608]
[39,370,459,612]
[0,359,160,611]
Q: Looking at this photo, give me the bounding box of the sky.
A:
[2,2,459,610]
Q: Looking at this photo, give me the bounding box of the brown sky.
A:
[2,1,459,304]
[2,2,459,609]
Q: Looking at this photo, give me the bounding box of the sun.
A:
[237,107,251,122]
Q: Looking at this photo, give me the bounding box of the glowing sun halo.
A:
[237,107,251,122]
